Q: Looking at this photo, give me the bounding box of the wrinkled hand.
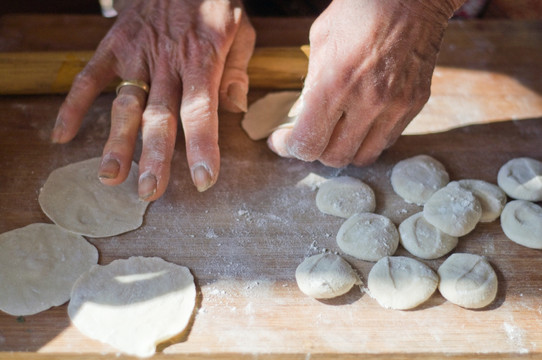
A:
[52,0,256,200]
[268,0,464,167]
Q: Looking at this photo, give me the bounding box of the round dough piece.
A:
[500,200,542,249]
[316,176,376,218]
[368,256,439,310]
[497,157,542,201]
[423,181,482,237]
[391,154,449,205]
[438,253,498,309]
[457,179,507,223]
[68,256,196,358]
[39,157,150,237]
[295,253,361,299]
[0,223,98,316]
[336,213,399,261]
[399,212,458,259]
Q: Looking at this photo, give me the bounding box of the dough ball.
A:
[423,181,482,237]
[336,213,399,261]
[368,256,439,310]
[457,179,507,223]
[438,253,498,309]
[497,157,542,201]
[295,253,361,299]
[39,157,150,237]
[500,200,542,249]
[68,256,196,358]
[391,154,449,205]
[0,223,98,316]
[316,176,376,218]
[398,212,458,260]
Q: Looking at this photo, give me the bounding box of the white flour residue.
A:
[503,322,529,354]
[296,173,328,191]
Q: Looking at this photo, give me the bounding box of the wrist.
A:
[400,0,467,24]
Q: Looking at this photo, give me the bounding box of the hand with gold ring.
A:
[51,0,256,201]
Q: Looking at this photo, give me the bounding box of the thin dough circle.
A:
[500,200,542,249]
[497,157,542,201]
[457,179,506,223]
[316,176,376,218]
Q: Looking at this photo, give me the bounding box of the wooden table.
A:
[1,15,542,359]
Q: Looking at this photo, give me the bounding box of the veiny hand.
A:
[268,0,465,167]
[52,0,256,201]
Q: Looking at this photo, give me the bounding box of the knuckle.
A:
[181,96,215,124]
[113,94,144,113]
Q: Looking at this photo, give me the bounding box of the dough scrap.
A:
[0,223,98,316]
[316,176,376,218]
[457,179,507,223]
[68,256,196,358]
[497,157,542,201]
[500,200,542,249]
[438,253,498,309]
[423,181,482,237]
[391,154,449,205]
[399,212,458,260]
[336,213,399,261]
[39,157,149,237]
[295,253,361,299]
[368,256,439,310]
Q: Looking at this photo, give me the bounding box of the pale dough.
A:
[391,154,449,205]
[398,212,458,260]
[315,176,376,218]
[438,253,498,309]
[336,213,399,261]
[457,179,507,223]
[367,256,439,310]
[295,253,361,299]
[497,157,542,201]
[500,200,542,249]
[68,256,196,358]
[39,157,149,237]
[0,223,98,316]
[423,181,482,237]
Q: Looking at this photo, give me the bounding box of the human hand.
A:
[52,0,256,200]
[268,0,465,167]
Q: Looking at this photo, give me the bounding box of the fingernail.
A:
[99,157,120,180]
[51,121,64,143]
[139,171,157,200]
[192,164,213,192]
[227,82,248,113]
[288,95,303,118]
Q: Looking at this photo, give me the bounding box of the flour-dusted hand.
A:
[52,0,255,200]
[268,0,465,167]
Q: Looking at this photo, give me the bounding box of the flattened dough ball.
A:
[295,253,361,299]
[438,253,498,309]
[399,212,458,259]
[337,213,399,261]
[501,200,542,249]
[0,223,98,316]
[68,256,196,358]
[423,181,482,237]
[391,154,449,205]
[497,157,542,201]
[368,256,439,310]
[457,179,507,223]
[316,176,376,218]
[39,157,150,237]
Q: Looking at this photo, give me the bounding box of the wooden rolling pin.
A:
[0,46,309,95]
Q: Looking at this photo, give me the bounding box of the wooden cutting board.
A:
[1,15,542,359]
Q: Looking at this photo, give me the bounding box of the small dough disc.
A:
[336,213,399,261]
[315,176,376,218]
[457,179,507,223]
[39,157,150,237]
[391,154,449,205]
[500,200,542,249]
[0,223,98,316]
[368,256,439,310]
[423,181,482,237]
[497,157,542,201]
[295,253,360,299]
[399,212,458,259]
[438,253,498,309]
[68,256,196,358]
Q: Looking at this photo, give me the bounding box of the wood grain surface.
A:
[1,15,542,359]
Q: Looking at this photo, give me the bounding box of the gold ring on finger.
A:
[115,80,150,95]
